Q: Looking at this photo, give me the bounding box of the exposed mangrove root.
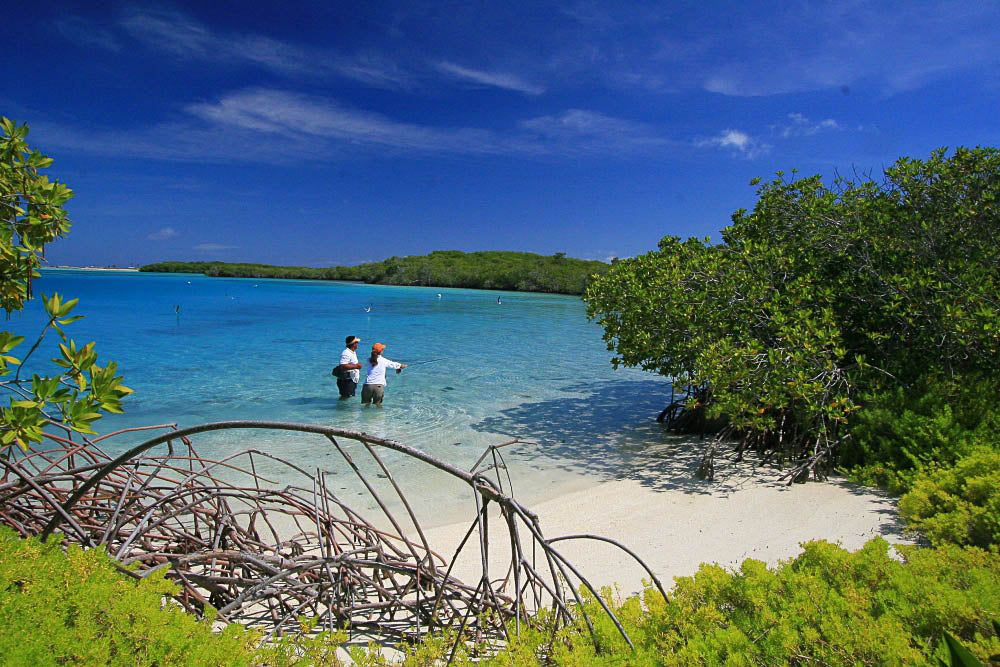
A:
[659,384,843,484]
[695,445,715,481]
[0,421,667,656]
[657,385,728,436]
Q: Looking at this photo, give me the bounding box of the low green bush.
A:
[840,374,1000,555]
[0,527,344,665]
[601,539,1000,665]
[353,539,1000,665]
[843,374,1000,494]
[900,447,1000,549]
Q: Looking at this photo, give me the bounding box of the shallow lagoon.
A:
[21,269,674,521]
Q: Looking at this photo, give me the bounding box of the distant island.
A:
[140,250,611,295]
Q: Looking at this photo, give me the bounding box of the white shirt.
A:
[339,347,360,383]
[364,356,402,386]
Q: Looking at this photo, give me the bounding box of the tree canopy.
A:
[585,147,1000,477]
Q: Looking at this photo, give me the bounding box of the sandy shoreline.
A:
[49,265,140,271]
[422,447,914,598]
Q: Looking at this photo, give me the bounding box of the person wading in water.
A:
[361,343,406,407]
[334,336,363,399]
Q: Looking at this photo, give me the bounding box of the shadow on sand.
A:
[471,379,910,540]
[472,379,731,495]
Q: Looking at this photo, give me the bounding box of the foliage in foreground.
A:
[0,118,132,450]
[141,249,610,295]
[350,539,1000,666]
[566,539,1000,666]
[0,117,72,313]
[837,372,1000,551]
[844,375,1000,493]
[0,527,345,665]
[10,526,997,666]
[899,446,1000,549]
[585,146,1000,476]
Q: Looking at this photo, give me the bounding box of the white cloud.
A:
[775,113,842,138]
[523,109,636,137]
[697,129,770,159]
[183,88,502,154]
[55,17,120,51]
[182,90,674,158]
[573,3,1000,99]
[699,4,1000,97]
[330,52,412,90]
[119,9,212,59]
[54,3,1000,108]
[601,253,629,263]
[147,227,178,241]
[519,109,674,154]
[695,113,844,158]
[716,130,750,150]
[193,243,239,251]
[37,89,677,163]
[117,8,411,89]
[436,62,545,95]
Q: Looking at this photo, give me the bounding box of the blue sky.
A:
[6,1,999,267]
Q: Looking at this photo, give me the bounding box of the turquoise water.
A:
[17,269,673,517]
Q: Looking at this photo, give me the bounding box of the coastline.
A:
[421,446,915,598]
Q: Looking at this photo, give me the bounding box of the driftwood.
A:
[0,420,666,657]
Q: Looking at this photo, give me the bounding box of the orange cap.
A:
[373,343,386,354]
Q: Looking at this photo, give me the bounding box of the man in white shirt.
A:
[335,336,363,399]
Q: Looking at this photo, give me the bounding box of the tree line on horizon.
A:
[139,250,610,295]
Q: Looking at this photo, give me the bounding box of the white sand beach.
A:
[51,265,139,271]
[422,445,914,598]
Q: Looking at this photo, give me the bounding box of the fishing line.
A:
[404,357,448,367]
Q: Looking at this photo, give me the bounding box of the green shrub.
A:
[0,527,345,665]
[378,539,1000,665]
[900,447,1000,548]
[843,374,1000,494]
[641,539,1000,665]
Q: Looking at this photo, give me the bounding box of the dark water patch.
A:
[286,395,337,406]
